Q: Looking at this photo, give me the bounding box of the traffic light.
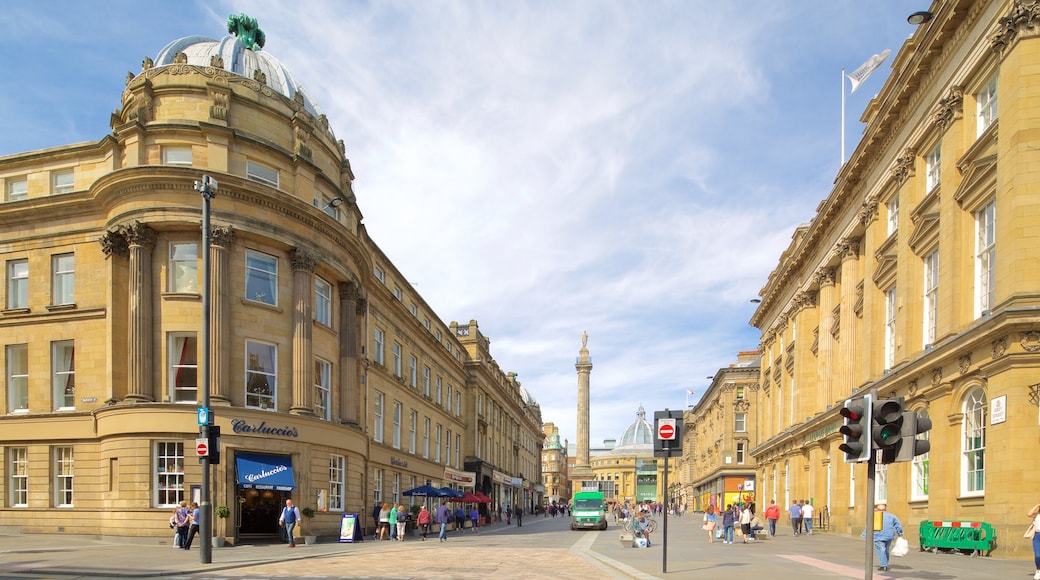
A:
[893,410,932,463]
[872,397,904,464]
[207,425,221,465]
[839,394,872,463]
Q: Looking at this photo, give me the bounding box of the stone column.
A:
[290,249,319,416]
[99,230,130,405]
[338,280,362,427]
[815,268,836,410]
[209,226,234,405]
[123,222,157,403]
[572,332,594,494]
[837,238,860,397]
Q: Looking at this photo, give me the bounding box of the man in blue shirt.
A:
[182,502,200,550]
[436,501,452,542]
[788,500,803,536]
[869,503,904,572]
[279,499,301,548]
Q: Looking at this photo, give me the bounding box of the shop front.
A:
[234,451,296,541]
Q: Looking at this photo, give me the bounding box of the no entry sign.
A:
[196,438,209,457]
[658,418,676,440]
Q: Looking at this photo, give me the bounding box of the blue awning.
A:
[236,452,295,491]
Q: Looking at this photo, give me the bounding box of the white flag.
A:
[847,49,891,93]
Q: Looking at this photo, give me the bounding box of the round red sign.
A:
[659,423,675,440]
[196,441,209,456]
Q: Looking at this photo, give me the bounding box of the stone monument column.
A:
[124,222,157,403]
[209,226,234,405]
[572,331,594,495]
[290,249,318,415]
[338,279,363,427]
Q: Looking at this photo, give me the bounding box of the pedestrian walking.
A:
[865,503,904,572]
[470,506,480,533]
[514,505,523,527]
[417,505,432,541]
[278,498,301,548]
[801,500,815,535]
[173,501,191,550]
[436,500,451,542]
[739,504,753,543]
[377,502,391,540]
[764,500,780,537]
[1028,502,1040,580]
[721,504,736,544]
[396,504,408,541]
[788,499,803,536]
[182,502,200,550]
[702,506,718,543]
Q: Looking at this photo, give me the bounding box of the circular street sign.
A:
[659,423,675,440]
[196,441,209,456]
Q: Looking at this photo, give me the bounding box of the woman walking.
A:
[702,506,718,544]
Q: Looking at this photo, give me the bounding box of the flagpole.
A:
[841,67,846,167]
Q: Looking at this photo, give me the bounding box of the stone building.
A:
[748,0,1040,558]
[540,423,570,505]
[0,16,542,543]
[681,352,761,512]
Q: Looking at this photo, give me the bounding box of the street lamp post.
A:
[194,175,217,564]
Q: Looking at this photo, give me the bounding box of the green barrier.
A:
[918,520,996,557]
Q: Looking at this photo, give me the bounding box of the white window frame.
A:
[7,344,28,413]
[409,410,417,454]
[392,343,402,377]
[245,250,278,306]
[7,259,28,309]
[962,388,986,496]
[329,455,345,512]
[409,303,417,317]
[373,390,384,444]
[314,276,332,327]
[169,333,198,403]
[392,401,402,449]
[315,358,331,421]
[409,356,417,388]
[156,441,185,507]
[455,392,461,417]
[52,169,74,194]
[736,442,745,465]
[446,385,452,413]
[923,251,939,347]
[393,286,402,301]
[977,74,998,137]
[423,417,430,459]
[875,461,888,504]
[51,253,75,306]
[373,468,383,503]
[435,424,442,463]
[52,340,75,410]
[9,447,28,507]
[734,413,747,432]
[975,200,996,317]
[6,177,27,202]
[169,242,198,293]
[393,473,401,504]
[423,367,431,397]
[925,143,941,192]
[55,446,74,507]
[887,194,899,237]
[372,328,385,366]
[911,409,930,501]
[162,145,193,166]
[885,286,897,369]
[245,340,277,410]
[455,433,461,468]
[246,159,279,188]
[445,428,452,466]
[436,376,442,405]
[374,266,385,284]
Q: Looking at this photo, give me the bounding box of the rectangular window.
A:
[734,413,746,433]
[156,441,185,507]
[875,463,888,504]
[393,473,401,504]
[329,455,345,511]
[169,243,198,293]
[169,333,198,403]
[409,410,417,454]
[315,358,331,421]
[885,286,897,369]
[455,392,461,417]
[373,468,383,503]
[409,303,417,317]
[392,401,402,449]
[392,343,402,377]
[423,418,431,458]
[923,251,939,347]
[51,253,75,305]
[409,356,417,388]
[246,160,279,188]
[736,442,745,465]
[317,195,339,219]
[374,266,385,284]
[52,340,75,409]
[736,386,745,400]
[887,194,899,236]
[372,328,385,365]
[445,428,451,466]
[446,385,452,413]
[976,200,996,316]
[162,146,192,166]
[6,177,27,202]
[911,411,930,501]
[9,447,28,506]
[435,425,443,463]
[55,446,74,507]
[7,259,28,309]
[436,376,442,405]
[977,75,998,137]
[455,433,461,467]
[925,143,941,192]
[245,250,278,306]
[245,340,277,409]
[314,276,332,327]
[7,344,28,412]
[963,390,986,494]
[422,367,431,397]
[393,286,402,301]
[52,170,74,194]
[373,390,384,444]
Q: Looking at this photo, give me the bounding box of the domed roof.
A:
[545,428,562,450]
[614,405,654,452]
[518,384,537,407]
[154,28,322,119]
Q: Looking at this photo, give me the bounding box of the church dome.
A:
[153,17,322,118]
[614,405,654,452]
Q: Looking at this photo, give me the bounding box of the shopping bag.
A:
[636,537,648,548]
[891,536,909,557]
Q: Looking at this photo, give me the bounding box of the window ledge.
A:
[2,307,31,316]
[162,292,201,301]
[241,298,282,313]
[45,303,77,312]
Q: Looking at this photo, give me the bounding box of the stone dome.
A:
[154,33,323,119]
[614,405,654,452]
[518,384,537,407]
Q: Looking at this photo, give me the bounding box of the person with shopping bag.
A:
[864,503,904,572]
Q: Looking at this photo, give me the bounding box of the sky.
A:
[0,1,919,449]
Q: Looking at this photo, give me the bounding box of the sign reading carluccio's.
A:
[231,418,299,438]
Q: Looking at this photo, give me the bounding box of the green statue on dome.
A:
[227,13,266,51]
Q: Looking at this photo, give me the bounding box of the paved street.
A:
[1,511,1034,579]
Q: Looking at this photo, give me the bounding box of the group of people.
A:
[701,503,763,544]
[170,500,200,550]
[372,501,418,541]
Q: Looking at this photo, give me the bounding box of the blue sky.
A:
[0,1,918,448]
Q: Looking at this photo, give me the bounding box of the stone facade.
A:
[0,25,541,542]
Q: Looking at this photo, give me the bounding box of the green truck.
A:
[570,491,607,530]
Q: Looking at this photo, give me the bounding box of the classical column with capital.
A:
[290,249,319,415]
[816,267,836,409]
[572,331,594,494]
[209,226,234,404]
[837,239,860,397]
[124,222,157,403]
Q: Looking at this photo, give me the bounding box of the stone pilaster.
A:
[837,238,861,397]
[338,279,362,427]
[209,226,234,405]
[290,249,319,416]
[816,268,836,410]
[123,222,157,403]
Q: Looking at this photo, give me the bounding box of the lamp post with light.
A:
[193,175,217,564]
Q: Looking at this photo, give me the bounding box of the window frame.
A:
[885,286,897,369]
[169,242,199,293]
[6,177,27,202]
[169,333,198,403]
[409,356,417,388]
[962,388,987,496]
[315,358,332,421]
[373,390,385,443]
[161,145,193,166]
[51,253,75,306]
[409,410,418,454]
[52,340,75,410]
[925,143,941,192]
[7,259,28,310]
[329,455,345,512]
[245,159,279,188]
[9,447,28,507]
[392,342,402,377]
[156,441,185,507]
[54,446,74,507]
[245,250,278,306]
[52,169,74,194]
[734,413,747,433]
[7,343,28,412]
[975,200,996,317]
[244,339,277,410]
[977,74,998,137]
[314,276,332,327]
[923,251,939,347]
[910,409,930,501]
[423,418,430,459]
[392,401,402,449]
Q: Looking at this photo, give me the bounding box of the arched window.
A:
[962,388,987,496]
[911,408,930,500]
